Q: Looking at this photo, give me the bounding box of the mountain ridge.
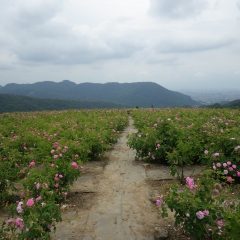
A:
[0,80,198,107]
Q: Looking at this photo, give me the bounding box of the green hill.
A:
[0,94,122,113]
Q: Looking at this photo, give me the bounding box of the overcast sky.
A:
[0,0,240,90]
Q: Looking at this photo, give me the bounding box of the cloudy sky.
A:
[0,0,240,90]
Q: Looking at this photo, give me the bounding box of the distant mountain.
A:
[182,89,240,104]
[0,94,122,113]
[208,99,240,108]
[0,80,198,107]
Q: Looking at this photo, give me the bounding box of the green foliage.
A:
[129,108,240,180]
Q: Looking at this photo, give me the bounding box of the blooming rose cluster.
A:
[212,160,239,183]
[50,142,68,161]
[196,210,209,220]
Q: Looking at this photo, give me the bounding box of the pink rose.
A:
[26,198,35,207]
[186,177,196,190]
[71,161,78,169]
[203,210,209,216]
[54,176,60,182]
[227,161,232,166]
[226,176,234,183]
[223,163,227,168]
[223,170,228,175]
[216,163,221,168]
[29,160,36,168]
[196,211,205,220]
[15,218,24,230]
[16,201,24,213]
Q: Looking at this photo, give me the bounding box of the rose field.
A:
[0,110,128,239]
[129,108,240,239]
[0,108,240,239]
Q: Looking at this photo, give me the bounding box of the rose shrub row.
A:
[0,110,128,239]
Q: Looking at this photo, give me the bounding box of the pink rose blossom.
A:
[203,210,209,216]
[16,201,24,213]
[26,198,35,207]
[227,161,232,166]
[71,161,78,169]
[216,163,221,168]
[196,211,205,220]
[228,167,233,171]
[223,163,227,168]
[15,218,24,230]
[227,176,234,183]
[232,164,237,169]
[186,177,196,190]
[213,153,220,158]
[54,176,60,182]
[223,170,228,175]
[213,165,217,170]
[237,171,240,177]
[29,160,36,168]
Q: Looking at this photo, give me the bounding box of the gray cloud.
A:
[155,39,234,54]
[0,0,239,90]
[0,1,142,65]
[150,0,208,18]
[13,25,142,64]
[237,0,240,10]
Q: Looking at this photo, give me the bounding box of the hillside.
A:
[0,94,122,113]
[0,81,198,107]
